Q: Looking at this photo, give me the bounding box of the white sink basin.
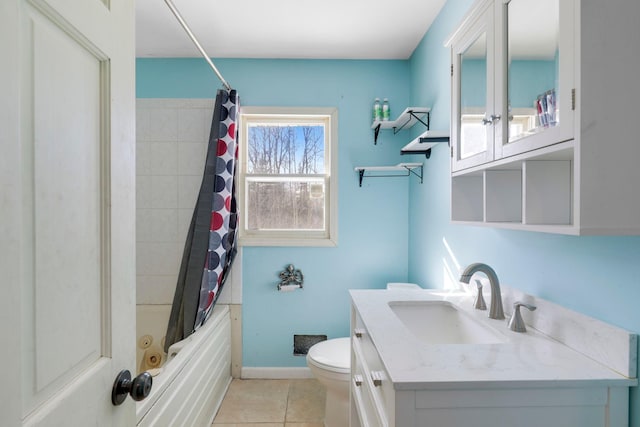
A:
[388,300,507,345]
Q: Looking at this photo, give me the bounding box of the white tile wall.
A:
[148,142,178,175]
[178,142,208,175]
[136,99,242,305]
[136,175,153,209]
[150,176,178,208]
[177,175,201,209]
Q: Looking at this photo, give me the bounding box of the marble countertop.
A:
[350,289,637,391]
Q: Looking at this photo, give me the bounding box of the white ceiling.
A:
[136,0,448,60]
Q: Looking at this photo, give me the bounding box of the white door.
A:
[0,0,136,424]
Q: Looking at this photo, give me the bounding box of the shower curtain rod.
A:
[164,0,232,91]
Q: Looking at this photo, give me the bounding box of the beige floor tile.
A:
[285,423,324,427]
[285,380,326,423]
[213,424,283,427]
[213,379,290,424]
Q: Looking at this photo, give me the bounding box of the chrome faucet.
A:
[459,263,505,320]
[508,301,537,332]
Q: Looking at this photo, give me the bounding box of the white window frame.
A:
[238,106,338,247]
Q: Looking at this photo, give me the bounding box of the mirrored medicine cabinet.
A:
[451,0,573,172]
[446,0,640,235]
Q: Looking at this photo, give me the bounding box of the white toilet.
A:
[306,283,420,427]
[307,337,351,427]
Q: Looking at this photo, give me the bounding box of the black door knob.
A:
[111,370,153,406]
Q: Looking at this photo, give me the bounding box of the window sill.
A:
[238,236,337,247]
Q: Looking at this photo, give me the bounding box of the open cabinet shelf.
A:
[451,151,574,233]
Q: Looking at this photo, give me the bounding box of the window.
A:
[238,107,338,246]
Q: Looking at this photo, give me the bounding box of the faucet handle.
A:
[508,301,537,332]
[473,279,487,311]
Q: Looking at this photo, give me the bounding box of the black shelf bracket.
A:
[420,135,450,145]
[393,110,430,135]
[373,110,430,144]
[404,164,423,184]
[356,165,423,187]
[400,134,451,158]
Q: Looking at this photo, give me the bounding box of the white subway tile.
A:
[136,175,153,209]
[136,275,178,305]
[137,208,179,243]
[136,107,150,141]
[178,108,208,142]
[178,175,201,209]
[150,175,178,208]
[136,242,181,276]
[136,141,152,176]
[149,141,178,175]
[146,108,178,141]
[178,208,195,241]
[178,142,207,175]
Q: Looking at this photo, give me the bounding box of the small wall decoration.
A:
[277,264,304,292]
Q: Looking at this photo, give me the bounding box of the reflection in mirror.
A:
[507,0,560,143]
[460,32,487,159]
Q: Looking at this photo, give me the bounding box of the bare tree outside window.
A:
[246,123,326,231]
[239,107,337,246]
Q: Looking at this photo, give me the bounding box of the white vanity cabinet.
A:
[448,0,640,234]
[350,310,396,427]
[349,290,635,427]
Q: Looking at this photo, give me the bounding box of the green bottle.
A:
[373,98,382,121]
[382,98,390,121]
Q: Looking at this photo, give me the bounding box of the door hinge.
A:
[571,88,576,110]
[451,64,453,77]
[450,146,453,157]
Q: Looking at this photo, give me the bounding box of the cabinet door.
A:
[497,0,575,158]
[451,4,499,172]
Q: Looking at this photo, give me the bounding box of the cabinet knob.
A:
[371,371,384,387]
[354,328,365,338]
[353,374,363,387]
[482,114,502,125]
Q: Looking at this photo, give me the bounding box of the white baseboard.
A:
[241,367,314,379]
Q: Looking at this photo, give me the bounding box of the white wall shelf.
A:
[354,163,423,187]
[401,130,450,158]
[371,107,431,144]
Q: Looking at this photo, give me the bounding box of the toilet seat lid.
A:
[307,337,350,374]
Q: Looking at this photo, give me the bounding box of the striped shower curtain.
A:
[164,89,239,352]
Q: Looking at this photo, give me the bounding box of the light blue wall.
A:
[137,2,639,420]
[137,58,412,367]
[407,0,640,423]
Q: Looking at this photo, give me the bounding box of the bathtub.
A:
[135,303,232,426]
